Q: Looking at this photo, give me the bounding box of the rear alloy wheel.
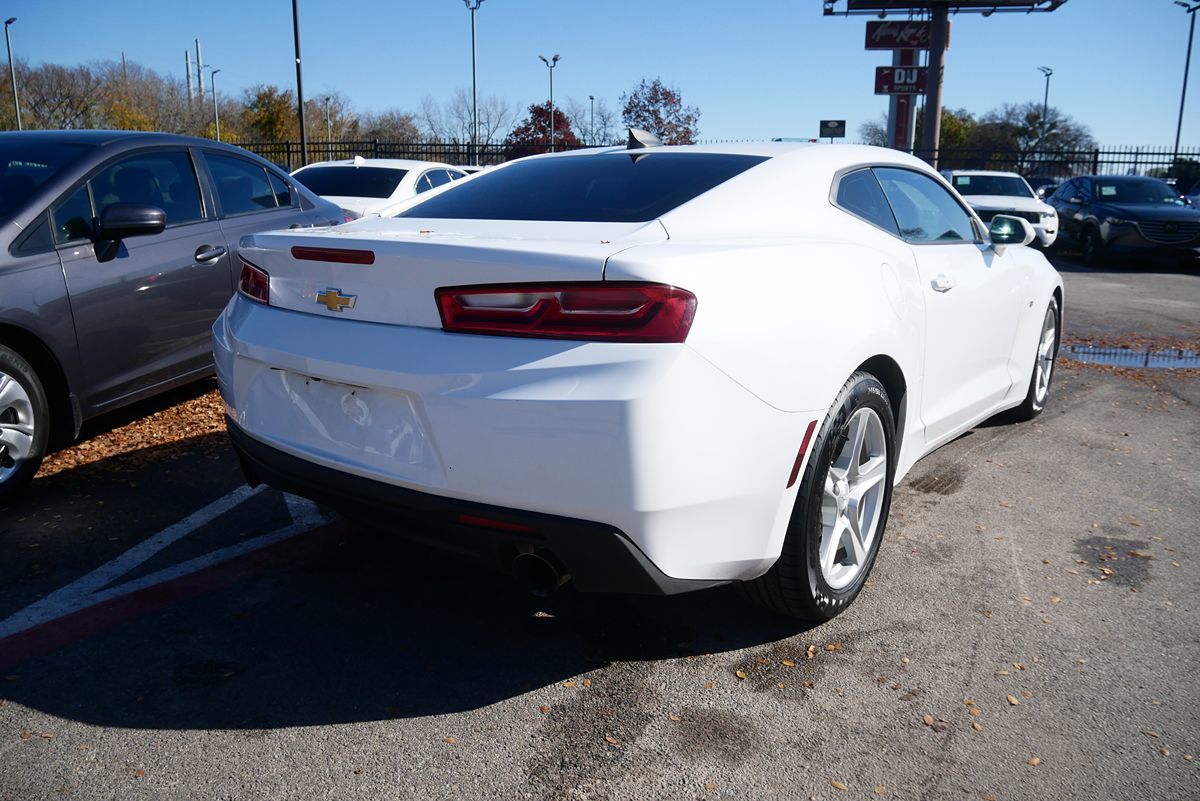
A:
[1011,299,1059,421]
[1081,227,1104,265]
[742,371,895,621]
[0,345,49,502]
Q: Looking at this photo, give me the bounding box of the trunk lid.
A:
[239,216,667,328]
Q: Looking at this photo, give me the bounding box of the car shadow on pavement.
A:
[3,494,813,730]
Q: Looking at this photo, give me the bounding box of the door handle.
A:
[931,274,955,293]
[194,245,227,263]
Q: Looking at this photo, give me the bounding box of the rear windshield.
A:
[951,174,1033,198]
[0,141,93,219]
[294,166,407,198]
[398,152,769,223]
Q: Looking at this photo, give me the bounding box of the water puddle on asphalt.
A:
[1062,344,1200,369]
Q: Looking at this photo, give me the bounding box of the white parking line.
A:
[0,485,331,640]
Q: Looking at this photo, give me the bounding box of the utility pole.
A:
[589,95,594,145]
[1037,66,1053,145]
[464,1,487,165]
[538,54,560,152]
[1174,1,1200,174]
[919,4,948,167]
[195,39,204,101]
[185,50,193,104]
[3,18,20,131]
[292,0,308,167]
[324,96,332,149]
[211,69,222,141]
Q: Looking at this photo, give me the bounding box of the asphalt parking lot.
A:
[0,253,1197,801]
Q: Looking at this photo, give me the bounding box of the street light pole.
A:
[211,69,221,141]
[589,95,594,146]
[292,0,308,168]
[324,96,332,152]
[4,18,21,131]
[1037,66,1053,145]
[464,1,487,165]
[538,54,560,152]
[1174,1,1200,172]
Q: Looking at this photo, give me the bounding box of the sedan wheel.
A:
[1081,228,1104,265]
[742,371,895,621]
[0,346,49,501]
[1011,298,1059,421]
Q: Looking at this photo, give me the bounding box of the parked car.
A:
[215,141,1061,620]
[0,130,342,498]
[291,157,467,219]
[1046,174,1200,264]
[942,169,1058,248]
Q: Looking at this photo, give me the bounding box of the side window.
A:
[268,171,295,207]
[51,183,94,245]
[835,169,899,236]
[414,172,435,194]
[873,167,977,244]
[205,152,278,215]
[91,150,203,227]
[427,170,453,189]
[11,211,54,257]
[447,170,465,181]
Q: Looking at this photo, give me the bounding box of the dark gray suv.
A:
[0,131,342,498]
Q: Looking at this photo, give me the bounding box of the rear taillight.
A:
[436,282,697,343]
[238,259,269,304]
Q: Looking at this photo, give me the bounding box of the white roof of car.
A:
[296,157,461,172]
[945,169,1025,178]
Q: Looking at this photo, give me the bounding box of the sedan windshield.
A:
[0,141,93,219]
[294,166,407,198]
[398,152,769,223]
[1094,178,1185,205]
[951,174,1034,198]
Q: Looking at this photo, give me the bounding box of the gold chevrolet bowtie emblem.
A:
[315,288,357,312]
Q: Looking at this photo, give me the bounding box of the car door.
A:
[1053,178,1089,243]
[873,167,1026,445]
[199,150,319,285]
[55,147,233,409]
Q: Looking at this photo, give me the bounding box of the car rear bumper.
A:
[228,419,721,595]
[213,295,819,584]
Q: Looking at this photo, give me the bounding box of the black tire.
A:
[741,371,895,621]
[0,345,49,502]
[1081,226,1105,266]
[1010,298,1060,422]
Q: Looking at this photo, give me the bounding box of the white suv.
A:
[943,170,1058,248]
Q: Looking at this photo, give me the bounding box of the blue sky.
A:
[5,0,1197,145]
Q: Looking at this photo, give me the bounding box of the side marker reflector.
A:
[786,420,819,489]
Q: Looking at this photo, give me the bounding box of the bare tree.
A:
[21,63,104,129]
[858,114,888,147]
[421,88,514,144]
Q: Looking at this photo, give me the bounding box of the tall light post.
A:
[464,0,487,165]
[4,18,20,131]
[292,0,308,167]
[324,96,332,151]
[589,94,594,146]
[538,54,560,151]
[1174,1,1200,172]
[211,69,222,141]
[1037,66,1053,145]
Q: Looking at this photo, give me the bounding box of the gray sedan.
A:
[0,131,342,499]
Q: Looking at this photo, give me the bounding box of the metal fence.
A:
[234,139,1200,186]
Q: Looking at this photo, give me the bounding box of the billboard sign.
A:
[875,66,927,95]
[820,120,847,138]
[865,20,931,49]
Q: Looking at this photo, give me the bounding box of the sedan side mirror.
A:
[95,203,166,262]
[989,215,1036,252]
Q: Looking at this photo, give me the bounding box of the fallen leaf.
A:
[561,681,576,688]
[969,707,981,717]
[835,687,845,696]
[605,735,619,746]
[735,670,748,680]
[972,722,984,732]
[669,714,682,722]
[754,656,770,665]
[1159,746,1170,757]
[996,670,1010,676]
[922,714,936,726]
[831,779,849,791]
[538,705,551,714]
[1014,663,1026,670]
[704,681,715,690]
[704,782,717,791]
[806,644,817,659]
[982,610,993,618]
[582,678,592,688]
[134,769,146,779]
[1007,695,1020,706]
[77,744,90,752]
[444,737,456,744]
[873,786,886,795]
[781,659,797,667]
[824,643,844,653]
[803,680,815,689]
[19,730,32,741]
[1021,690,1033,698]
[777,682,785,690]
[983,795,997,801]
[1026,757,1040,766]
[38,732,53,740]
[963,699,975,706]
[1183,754,1194,761]
[901,656,910,664]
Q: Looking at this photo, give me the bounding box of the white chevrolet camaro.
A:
[214,138,1062,620]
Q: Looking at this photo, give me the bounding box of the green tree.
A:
[620,78,700,144]
[241,85,298,142]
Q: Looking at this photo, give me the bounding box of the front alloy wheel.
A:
[0,345,50,502]
[1011,298,1059,421]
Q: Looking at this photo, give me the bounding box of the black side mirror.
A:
[96,203,166,262]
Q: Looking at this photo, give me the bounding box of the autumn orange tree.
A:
[620,78,700,145]
[503,102,580,159]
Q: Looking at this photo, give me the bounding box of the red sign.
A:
[865,21,931,50]
[875,66,927,95]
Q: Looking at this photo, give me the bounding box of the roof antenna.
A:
[627,128,662,150]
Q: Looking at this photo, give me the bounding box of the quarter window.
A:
[268,171,295,207]
[51,183,94,245]
[874,167,977,243]
[206,152,279,215]
[91,151,203,227]
[836,169,899,235]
